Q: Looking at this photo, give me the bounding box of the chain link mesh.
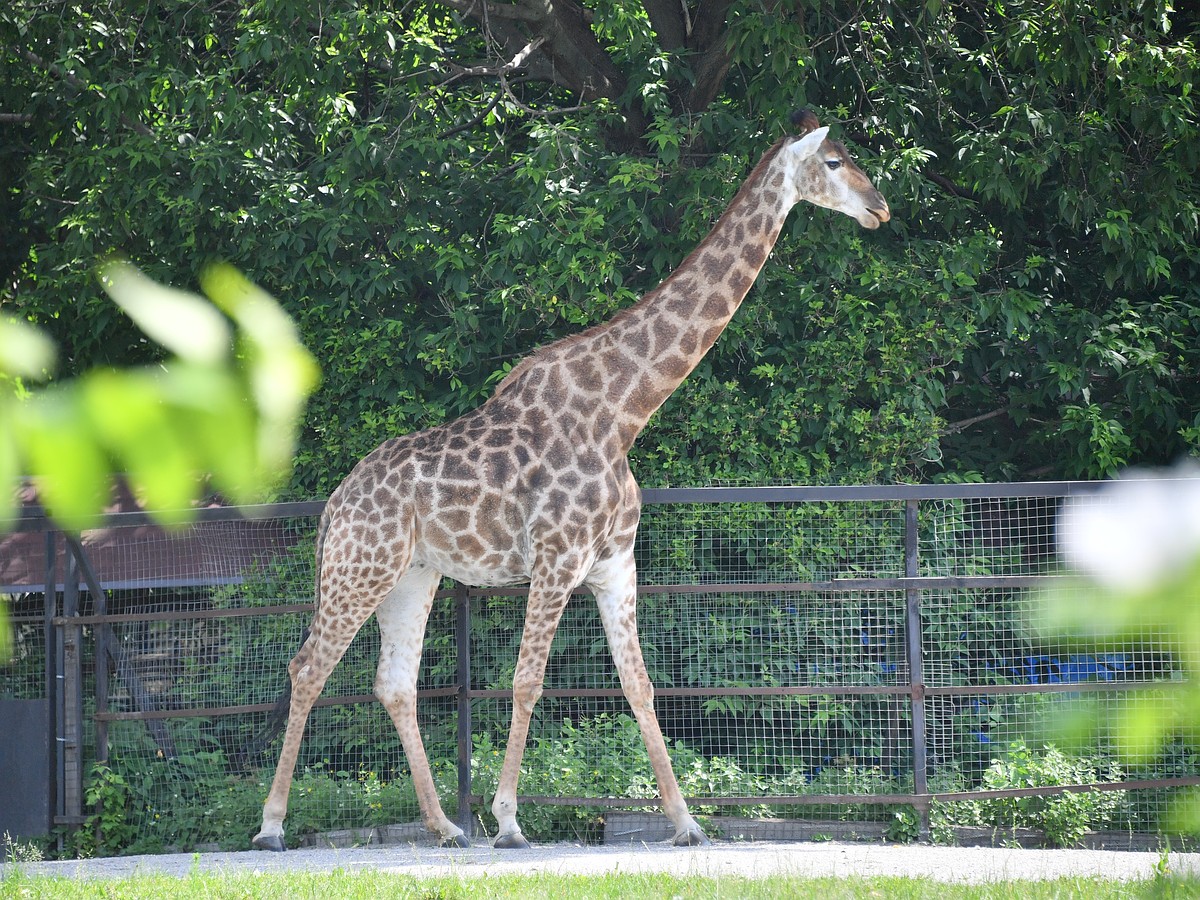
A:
[2,484,1197,853]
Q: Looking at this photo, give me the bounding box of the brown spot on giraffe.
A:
[742,242,767,267]
[727,267,755,294]
[655,354,692,381]
[651,316,675,358]
[702,291,732,319]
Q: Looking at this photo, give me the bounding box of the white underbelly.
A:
[415,547,531,589]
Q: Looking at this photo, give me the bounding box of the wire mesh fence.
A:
[2,482,1198,855]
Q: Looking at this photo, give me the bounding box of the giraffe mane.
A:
[489,354,538,398]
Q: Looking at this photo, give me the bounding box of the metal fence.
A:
[2,482,1198,854]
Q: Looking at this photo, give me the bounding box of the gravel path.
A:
[5,841,1200,884]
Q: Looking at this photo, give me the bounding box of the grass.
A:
[2,870,1200,899]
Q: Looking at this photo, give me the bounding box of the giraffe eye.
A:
[825,159,842,170]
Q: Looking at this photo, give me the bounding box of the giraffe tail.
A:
[236,631,304,769]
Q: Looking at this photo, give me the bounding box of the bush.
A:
[283,762,456,844]
[935,741,1127,847]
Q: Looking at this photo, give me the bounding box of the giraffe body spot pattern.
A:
[252,110,890,852]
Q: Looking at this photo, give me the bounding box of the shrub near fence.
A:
[2,482,1199,855]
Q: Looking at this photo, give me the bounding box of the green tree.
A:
[2,1,1197,491]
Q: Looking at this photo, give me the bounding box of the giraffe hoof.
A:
[442,833,471,849]
[672,828,709,847]
[252,834,287,852]
[493,831,531,850]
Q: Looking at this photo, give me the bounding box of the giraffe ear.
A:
[788,126,830,160]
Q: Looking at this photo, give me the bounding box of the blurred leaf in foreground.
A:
[0,318,56,378]
[1,262,320,530]
[200,263,321,479]
[1048,460,1200,830]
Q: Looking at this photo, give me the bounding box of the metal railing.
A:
[4,481,1198,849]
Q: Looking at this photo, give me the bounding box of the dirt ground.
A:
[5,840,1200,884]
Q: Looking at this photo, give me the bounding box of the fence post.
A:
[455,582,473,836]
[42,530,61,849]
[90,547,110,767]
[65,532,178,760]
[904,499,931,839]
[60,542,84,832]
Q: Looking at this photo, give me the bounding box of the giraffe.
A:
[252,109,890,852]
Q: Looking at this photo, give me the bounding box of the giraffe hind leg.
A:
[252,597,379,851]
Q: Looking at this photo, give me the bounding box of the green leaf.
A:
[81,368,198,522]
[12,386,111,530]
[98,260,232,365]
[0,319,56,379]
[0,398,18,526]
[199,262,320,418]
[159,362,260,503]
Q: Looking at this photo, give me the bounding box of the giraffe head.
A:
[782,110,891,230]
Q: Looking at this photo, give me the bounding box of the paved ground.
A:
[5,840,1200,884]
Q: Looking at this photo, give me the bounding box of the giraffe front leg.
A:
[489,674,538,850]
[589,558,709,847]
[374,566,470,848]
[491,582,572,849]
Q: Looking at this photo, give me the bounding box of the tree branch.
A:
[643,0,688,50]
[438,0,544,23]
[435,1,569,90]
[438,88,505,138]
[496,74,592,119]
[425,1,744,151]
[941,406,1012,435]
[517,0,628,103]
[438,0,645,148]
[443,34,546,81]
[682,0,736,114]
[847,130,980,202]
[925,170,979,202]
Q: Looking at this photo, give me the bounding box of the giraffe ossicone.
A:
[252,110,890,852]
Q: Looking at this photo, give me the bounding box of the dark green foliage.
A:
[89,721,445,853]
[3,1,1197,489]
[75,763,138,856]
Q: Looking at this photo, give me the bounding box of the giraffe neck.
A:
[600,138,798,448]
[489,137,800,456]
